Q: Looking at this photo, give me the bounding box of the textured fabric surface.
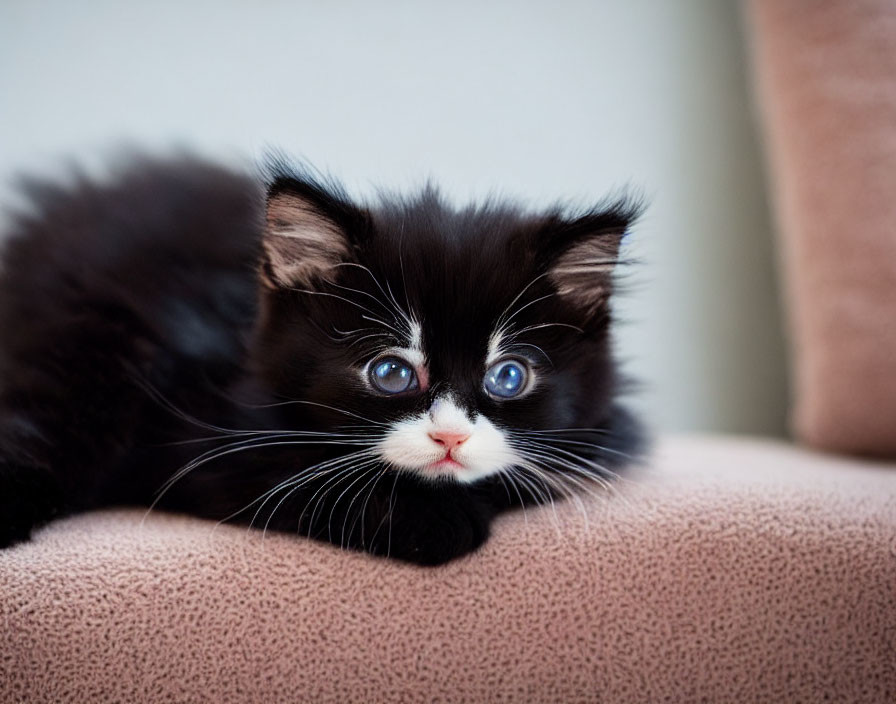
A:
[2,436,895,703]
[747,0,896,456]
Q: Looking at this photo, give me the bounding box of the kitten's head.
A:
[253,166,641,486]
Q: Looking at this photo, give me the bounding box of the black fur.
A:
[0,155,644,565]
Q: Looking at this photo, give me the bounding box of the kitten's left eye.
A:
[484,359,529,398]
[369,356,418,394]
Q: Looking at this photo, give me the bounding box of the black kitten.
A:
[0,155,643,565]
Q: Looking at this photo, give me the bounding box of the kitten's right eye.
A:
[369,356,418,394]
[484,359,529,398]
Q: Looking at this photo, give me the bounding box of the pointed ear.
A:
[540,202,639,316]
[260,176,365,289]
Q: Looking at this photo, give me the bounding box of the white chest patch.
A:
[378,394,519,483]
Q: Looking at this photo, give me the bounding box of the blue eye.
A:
[484,360,528,398]
[370,356,418,394]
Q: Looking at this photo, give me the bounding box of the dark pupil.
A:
[373,360,413,393]
[490,363,523,396]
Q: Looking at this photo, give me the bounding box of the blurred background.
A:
[0,0,788,437]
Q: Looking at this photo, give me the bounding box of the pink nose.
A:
[428,430,470,450]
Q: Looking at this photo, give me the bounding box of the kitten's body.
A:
[0,156,643,565]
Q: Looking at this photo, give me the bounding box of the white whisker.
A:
[498,468,530,526]
[326,463,382,544]
[493,271,551,331]
[514,462,563,537]
[508,322,584,338]
[354,466,390,548]
[360,314,407,339]
[497,292,555,333]
[267,398,391,427]
[235,448,379,531]
[339,465,389,548]
[298,458,380,538]
[514,443,636,513]
[518,459,589,522]
[332,261,415,336]
[522,432,636,462]
[262,456,381,541]
[288,287,383,320]
[520,439,630,484]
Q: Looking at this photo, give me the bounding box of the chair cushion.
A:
[748,0,896,456]
[2,436,895,702]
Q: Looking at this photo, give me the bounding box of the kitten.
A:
[0,155,643,565]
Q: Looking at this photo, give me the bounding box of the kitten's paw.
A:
[367,498,492,566]
[0,504,35,547]
[0,463,62,548]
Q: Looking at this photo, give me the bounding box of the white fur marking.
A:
[486,329,506,366]
[378,394,519,483]
[409,319,423,355]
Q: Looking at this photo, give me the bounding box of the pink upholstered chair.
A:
[3,2,895,701]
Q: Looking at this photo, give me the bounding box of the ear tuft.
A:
[261,191,352,288]
[548,231,624,314]
[542,198,641,316]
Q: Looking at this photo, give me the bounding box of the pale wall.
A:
[0,0,788,435]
